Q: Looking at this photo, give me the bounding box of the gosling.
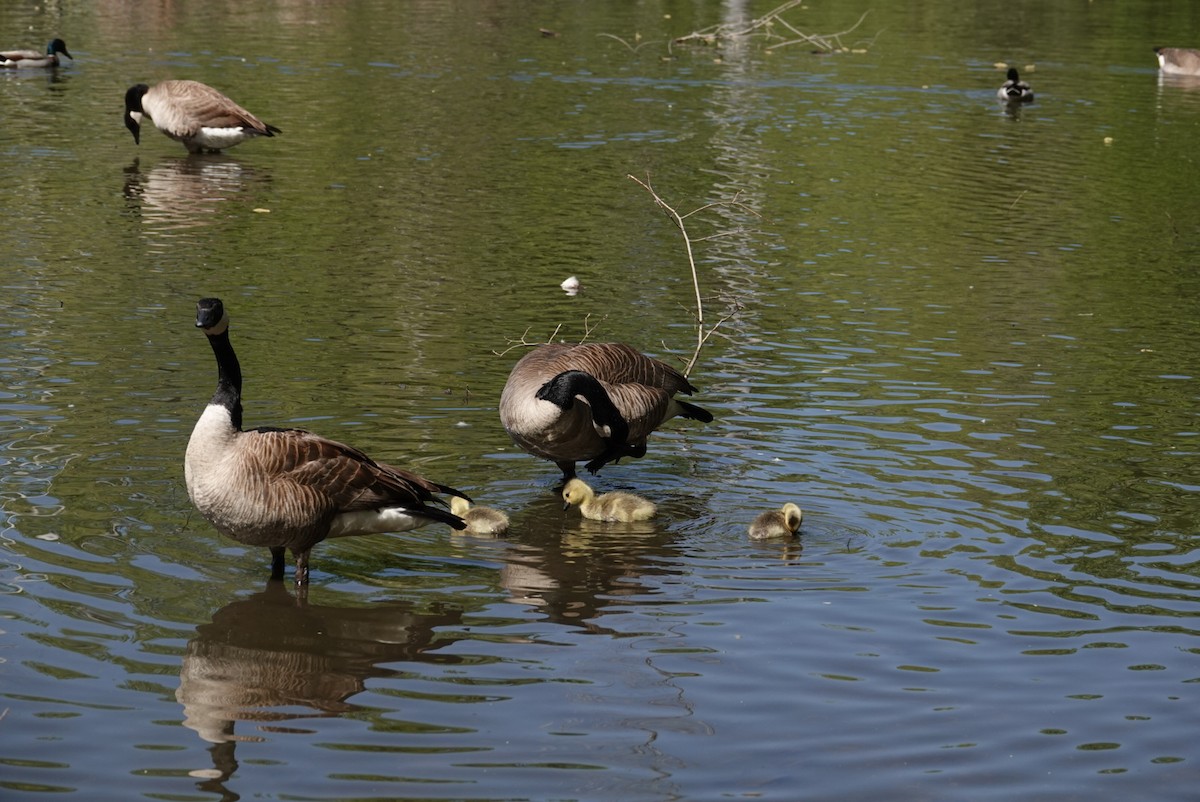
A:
[450,496,510,536]
[748,503,804,540]
[561,478,656,522]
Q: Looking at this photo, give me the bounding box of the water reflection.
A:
[497,494,682,631]
[122,155,273,237]
[177,580,463,788]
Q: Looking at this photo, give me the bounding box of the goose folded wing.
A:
[598,383,672,440]
[569,343,697,393]
[251,429,433,512]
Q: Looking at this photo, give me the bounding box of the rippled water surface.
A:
[3,1,1199,799]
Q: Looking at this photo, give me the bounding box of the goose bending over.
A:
[185,298,467,584]
[450,496,510,536]
[124,80,281,154]
[1,38,71,68]
[1155,47,1200,76]
[997,68,1034,103]
[748,503,803,540]
[499,342,713,479]
[562,478,656,522]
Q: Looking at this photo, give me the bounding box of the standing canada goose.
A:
[561,478,656,522]
[124,80,281,154]
[449,496,510,536]
[997,68,1034,103]
[185,297,467,584]
[748,503,804,540]
[499,342,713,479]
[1155,47,1200,76]
[0,38,71,68]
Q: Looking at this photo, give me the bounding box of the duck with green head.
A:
[1,38,71,68]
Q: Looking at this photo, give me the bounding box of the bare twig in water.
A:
[492,314,603,358]
[628,173,757,377]
[596,32,660,53]
[666,2,878,54]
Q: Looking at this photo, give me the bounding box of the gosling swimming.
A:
[450,496,510,536]
[748,503,804,540]
[561,478,656,522]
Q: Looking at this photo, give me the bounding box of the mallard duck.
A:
[1155,47,1200,76]
[499,342,713,479]
[997,68,1034,103]
[185,298,467,584]
[124,80,281,154]
[450,496,510,536]
[748,503,803,540]
[0,38,71,68]
[998,68,1036,103]
[561,478,656,522]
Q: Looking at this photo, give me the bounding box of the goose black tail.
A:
[678,400,714,423]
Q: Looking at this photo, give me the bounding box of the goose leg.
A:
[556,460,577,480]
[269,546,286,580]
[293,549,311,585]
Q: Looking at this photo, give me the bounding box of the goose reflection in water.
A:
[177,580,463,789]
[122,156,272,233]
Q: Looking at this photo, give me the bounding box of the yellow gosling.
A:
[562,478,656,523]
[450,496,510,536]
[748,503,803,540]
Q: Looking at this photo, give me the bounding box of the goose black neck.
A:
[206,330,244,430]
[537,370,629,443]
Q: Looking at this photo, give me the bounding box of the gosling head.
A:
[561,477,595,509]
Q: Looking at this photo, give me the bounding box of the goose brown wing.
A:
[564,343,697,394]
[157,80,273,134]
[248,428,443,513]
[600,383,673,440]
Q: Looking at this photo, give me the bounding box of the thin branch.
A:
[597,32,659,53]
[491,323,562,357]
[661,3,878,55]
[628,173,750,377]
[491,314,604,357]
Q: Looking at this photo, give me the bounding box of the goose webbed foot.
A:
[584,446,623,474]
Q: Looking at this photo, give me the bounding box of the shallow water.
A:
[2,1,1199,799]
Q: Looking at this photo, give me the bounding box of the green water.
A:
[2,1,1198,799]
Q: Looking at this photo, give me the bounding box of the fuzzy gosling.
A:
[748,503,804,540]
[184,297,467,584]
[561,478,656,522]
[450,496,510,536]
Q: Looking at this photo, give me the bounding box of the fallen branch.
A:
[627,174,756,377]
[668,2,877,54]
[596,32,660,53]
[492,314,602,358]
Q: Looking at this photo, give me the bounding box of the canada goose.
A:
[748,503,803,540]
[0,38,71,68]
[561,478,656,522]
[499,342,713,479]
[449,496,510,536]
[124,81,281,154]
[184,297,467,584]
[997,68,1034,103]
[1155,47,1200,76]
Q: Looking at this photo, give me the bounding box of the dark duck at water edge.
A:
[184,298,468,585]
[124,80,281,154]
[997,68,1034,103]
[499,342,713,480]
